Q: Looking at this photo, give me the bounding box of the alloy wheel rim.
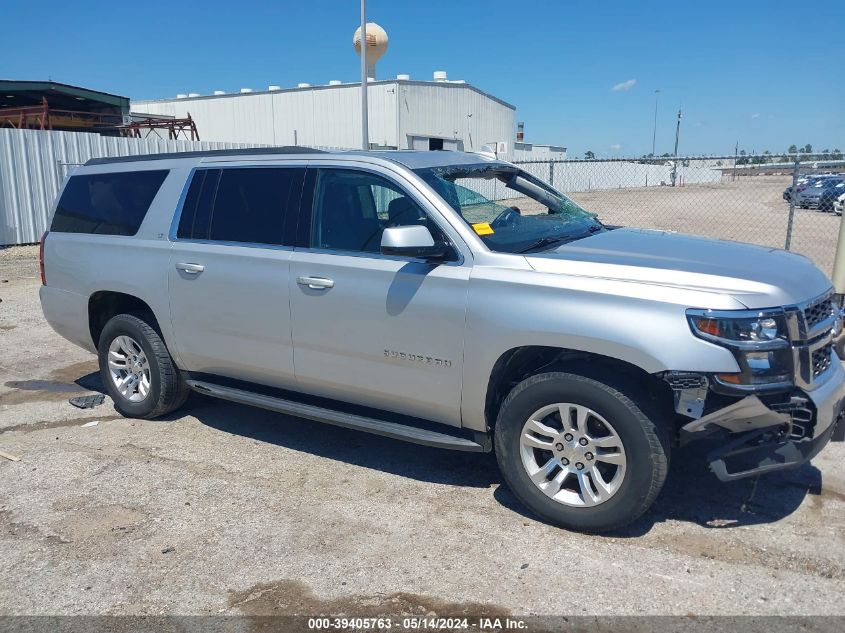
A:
[107,335,151,403]
[519,402,627,507]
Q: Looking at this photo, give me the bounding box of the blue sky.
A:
[2,0,843,157]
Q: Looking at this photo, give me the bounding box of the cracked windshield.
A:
[414,164,604,254]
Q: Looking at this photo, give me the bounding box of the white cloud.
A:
[610,143,622,151]
[611,79,637,92]
[751,112,761,119]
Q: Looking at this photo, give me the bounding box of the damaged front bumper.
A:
[677,360,845,482]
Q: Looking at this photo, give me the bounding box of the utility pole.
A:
[651,89,660,157]
[733,141,738,182]
[671,108,682,186]
[360,0,369,150]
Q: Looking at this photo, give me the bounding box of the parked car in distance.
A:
[783,174,827,201]
[39,148,845,533]
[784,174,841,202]
[834,191,845,216]
[797,178,845,211]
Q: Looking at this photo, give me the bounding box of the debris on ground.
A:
[69,394,106,409]
[80,420,99,428]
[0,450,21,462]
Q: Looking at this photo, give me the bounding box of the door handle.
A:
[176,262,205,274]
[296,276,334,290]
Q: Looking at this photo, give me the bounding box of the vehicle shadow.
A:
[71,374,818,533]
[180,393,817,531]
[180,394,501,489]
[495,438,821,535]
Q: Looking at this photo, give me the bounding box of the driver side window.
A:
[310,169,446,254]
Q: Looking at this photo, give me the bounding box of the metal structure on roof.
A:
[0,80,129,135]
[0,80,202,140]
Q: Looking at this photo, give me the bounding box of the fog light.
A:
[745,351,772,370]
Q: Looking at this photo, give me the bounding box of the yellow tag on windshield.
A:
[472,222,494,236]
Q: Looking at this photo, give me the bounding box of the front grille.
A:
[812,343,833,378]
[804,296,834,331]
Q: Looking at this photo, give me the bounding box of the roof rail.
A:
[85,146,327,166]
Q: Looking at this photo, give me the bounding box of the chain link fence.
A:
[511,154,845,275]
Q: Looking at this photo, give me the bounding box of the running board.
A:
[186,379,487,452]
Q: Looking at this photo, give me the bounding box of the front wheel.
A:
[98,313,189,419]
[494,372,670,533]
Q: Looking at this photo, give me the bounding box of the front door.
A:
[168,166,304,387]
[289,165,470,426]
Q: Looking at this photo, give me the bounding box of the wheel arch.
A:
[88,291,165,350]
[483,346,673,433]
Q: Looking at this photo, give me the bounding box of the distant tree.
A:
[832,149,843,160]
[788,144,798,154]
[823,149,830,154]
[661,152,671,158]
[802,143,813,153]
[584,150,595,160]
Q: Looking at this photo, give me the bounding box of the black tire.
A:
[97,313,189,419]
[494,371,670,533]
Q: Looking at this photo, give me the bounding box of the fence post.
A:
[548,161,554,188]
[784,156,800,251]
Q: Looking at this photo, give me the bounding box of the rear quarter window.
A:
[51,170,169,236]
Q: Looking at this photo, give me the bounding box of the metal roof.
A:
[0,80,129,108]
[132,78,516,112]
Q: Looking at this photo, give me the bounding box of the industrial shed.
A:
[0,80,130,135]
[130,74,516,152]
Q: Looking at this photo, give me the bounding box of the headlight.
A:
[688,309,788,348]
[687,308,793,389]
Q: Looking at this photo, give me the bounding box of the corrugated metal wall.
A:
[0,129,271,245]
[131,81,515,151]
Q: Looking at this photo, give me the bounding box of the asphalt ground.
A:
[1,244,844,621]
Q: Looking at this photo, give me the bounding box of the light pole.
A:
[360,0,369,150]
[671,108,682,186]
[651,89,660,157]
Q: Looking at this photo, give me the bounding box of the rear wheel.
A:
[494,371,670,533]
[97,313,189,419]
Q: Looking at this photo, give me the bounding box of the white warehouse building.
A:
[131,73,521,153]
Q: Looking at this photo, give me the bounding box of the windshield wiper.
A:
[517,225,603,253]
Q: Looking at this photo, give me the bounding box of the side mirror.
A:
[380,225,449,260]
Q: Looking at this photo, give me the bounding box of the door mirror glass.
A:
[380,226,448,260]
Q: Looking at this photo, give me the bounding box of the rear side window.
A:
[176,167,304,246]
[51,170,168,236]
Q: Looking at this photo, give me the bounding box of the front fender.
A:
[460,267,741,431]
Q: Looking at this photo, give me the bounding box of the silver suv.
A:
[39,148,845,532]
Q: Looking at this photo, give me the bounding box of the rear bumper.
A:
[681,361,845,481]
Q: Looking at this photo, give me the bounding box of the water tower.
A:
[353,22,388,80]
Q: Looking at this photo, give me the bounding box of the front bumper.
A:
[681,360,845,481]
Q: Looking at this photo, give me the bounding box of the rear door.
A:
[167,165,304,387]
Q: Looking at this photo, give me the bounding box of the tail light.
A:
[39,231,48,285]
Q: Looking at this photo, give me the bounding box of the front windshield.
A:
[414,163,603,253]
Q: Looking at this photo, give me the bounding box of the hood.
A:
[524,228,831,309]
